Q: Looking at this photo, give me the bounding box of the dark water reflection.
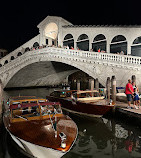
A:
[1,88,141,158]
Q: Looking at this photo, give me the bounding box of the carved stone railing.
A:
[0,47,141,73]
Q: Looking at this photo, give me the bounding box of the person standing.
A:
[125,79,134,109]
[132,81,140,109]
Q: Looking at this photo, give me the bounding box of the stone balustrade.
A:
[1,47,141,72]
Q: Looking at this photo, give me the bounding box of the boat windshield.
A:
[41,103,62,116]
[11,101,62,120]
[12,104,40,119]
[77,92,101,98]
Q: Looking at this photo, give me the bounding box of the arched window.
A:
[131,36,141,56]
[25,47,30,53]
[4,60,8,65]
[63,34,74,48]
[92,34,106,52]
[110,35,127,55]
[11,56,15,60]
[17,52,22,56]
[77,34,89,51]
[111,35,126,43]
[33,42,39,48]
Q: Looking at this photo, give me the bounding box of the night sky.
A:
[0,0,140,52]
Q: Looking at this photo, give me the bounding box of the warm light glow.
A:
[45,23,58,40]
[44,124,52,130]
[61,142,66,149]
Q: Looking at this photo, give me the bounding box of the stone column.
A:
[106,39,111,53]
[89,79,94,91]
[0,80,3,122]
[95,78,99,91]
[127,40,132,55]
[132,75,136,83]
[77,80,80,91]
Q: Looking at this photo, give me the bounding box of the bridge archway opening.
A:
[92,34,106,52]
[63,34,74,48]
[110,35,127,55]
[25,47,30,53]
[17,52,22,56]
[11,56,15,60]
[77,34,89,51]
[131,36,141,57]
[44,22,58,46]
[4,60,8,65]
[68,71,104,90]
[33,42,39,48]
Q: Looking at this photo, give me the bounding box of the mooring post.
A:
[77,80,80,91]
[106,77,110,103]
[132,75,136,83]
[95,78,99,91]
[111,76,116,104]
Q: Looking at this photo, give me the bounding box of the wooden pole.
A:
[106,77,110,102]
[111,76,116,104]
[77,80,80,91]
[95,78,99,91]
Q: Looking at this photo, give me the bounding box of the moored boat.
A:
[3,96,78,158]
[47,90,114,118]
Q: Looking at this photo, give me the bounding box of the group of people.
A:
[125,79,140,109]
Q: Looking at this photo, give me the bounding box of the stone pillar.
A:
[106,39,110,53]
[132,75,136,83]
[77,80,80,91]
[48,38,52,46]
[95,78,99,91]
[0,80,3,121]
[106,77,110,102]
[74,39,77,50]
[89,79,94,91]
[127,41,132,55]
[111,76,116,103]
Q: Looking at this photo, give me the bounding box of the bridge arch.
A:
[10,56,15,60]
[33,42,39,48]
[63,34,74,48]
[4,60,8,65]
[24,47,30,53]
[110,35,127,55]
[76,34,89,51]
[131,36,141,57]
[44,22,58,40]
[92,34,106,52]
[17,52,22,56]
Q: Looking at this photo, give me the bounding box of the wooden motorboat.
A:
[47,90,115,118]
[3,96,78,158]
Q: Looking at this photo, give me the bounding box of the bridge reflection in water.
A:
[1,88,141,158]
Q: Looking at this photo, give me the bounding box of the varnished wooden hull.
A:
[46,96,114,118]
[9,132,65,158]
[3,113,78,158]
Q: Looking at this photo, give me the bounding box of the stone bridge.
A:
[0,47,141,89]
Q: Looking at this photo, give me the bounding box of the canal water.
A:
[1,88,141,158]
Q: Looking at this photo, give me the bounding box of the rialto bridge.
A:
[1,16,141,89]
